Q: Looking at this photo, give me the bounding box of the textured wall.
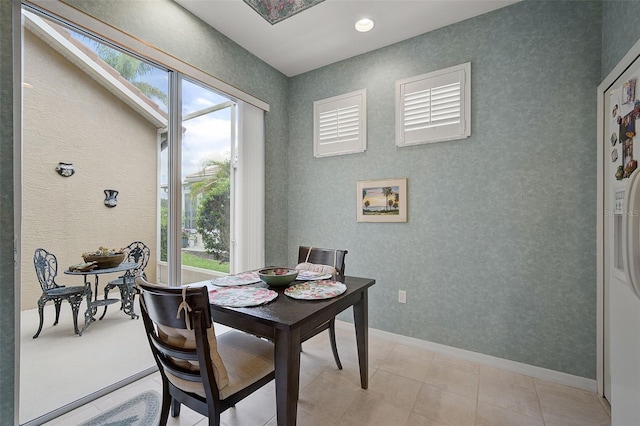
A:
[61,0,291,267]
[287,0,602,378]
[21,29,159,309]
[602,0,640,79]
[0,1,15,424]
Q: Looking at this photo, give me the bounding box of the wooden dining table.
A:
[206,275,375,426]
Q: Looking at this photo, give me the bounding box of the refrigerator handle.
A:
[623,168,640,300]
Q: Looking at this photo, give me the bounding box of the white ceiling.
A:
[174,0,520,77]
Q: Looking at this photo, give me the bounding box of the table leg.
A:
[91,275,100,318]
[120,280,139,319]
[353,289,369,389]
[79,280,93,336]
[275,327,301,426]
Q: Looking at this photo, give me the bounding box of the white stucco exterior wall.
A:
[21,30,159,310]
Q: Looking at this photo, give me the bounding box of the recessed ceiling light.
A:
[355,18,374,33]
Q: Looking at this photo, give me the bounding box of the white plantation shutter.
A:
[314,89,366,157]
[396,63,470,147]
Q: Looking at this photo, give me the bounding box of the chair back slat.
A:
[298,246,348,278]
[157,357,203,383]
[148,332,199,362]
[138,281,211,329]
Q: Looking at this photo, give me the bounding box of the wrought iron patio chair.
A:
[33,248,89,338]
[297,245,348,369]
[136,276,275,426]
[100,241,150,320]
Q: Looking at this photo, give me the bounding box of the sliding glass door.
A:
[20,5,235,423]
[160,77,234,286]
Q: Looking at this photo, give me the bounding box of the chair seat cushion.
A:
[164,330,274,400]
[46,286,86,297]
[216,331,274,399]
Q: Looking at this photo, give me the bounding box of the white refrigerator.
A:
[601,41,640,425]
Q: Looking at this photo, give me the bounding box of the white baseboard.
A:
[334,320,597,393]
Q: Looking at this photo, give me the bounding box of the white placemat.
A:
[284,280,347,300]
[209,286,278,307]
[210,271,261,287]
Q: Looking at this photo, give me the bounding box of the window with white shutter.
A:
[396,63,470,147]
[313,89,366,158]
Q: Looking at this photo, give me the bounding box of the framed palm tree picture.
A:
[356,178,407,222]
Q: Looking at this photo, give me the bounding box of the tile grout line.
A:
[474,366,481,426]
[532,378,547,426]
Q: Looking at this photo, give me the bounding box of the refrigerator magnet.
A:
[612,148,619,162]
[612,132,618,146]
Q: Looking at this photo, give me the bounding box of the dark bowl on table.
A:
[82,252,125,269]
[258,267,299,287]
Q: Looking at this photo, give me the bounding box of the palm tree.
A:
[189,159,229,198]
[383,187,393,212]
[83,37,168,105]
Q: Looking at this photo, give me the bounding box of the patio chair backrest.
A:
[123,241,150,275]
[33,248,60,292]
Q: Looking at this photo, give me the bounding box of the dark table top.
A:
[207,275,375,332]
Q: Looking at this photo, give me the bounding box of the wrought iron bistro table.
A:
[207,275,375,426]
[64,262,137,335]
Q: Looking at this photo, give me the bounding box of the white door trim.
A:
[597,36,640,399]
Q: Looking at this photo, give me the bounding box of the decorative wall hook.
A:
[55,162,75,177]
[104,189,118,208]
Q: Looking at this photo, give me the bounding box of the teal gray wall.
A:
[0,1,16,424]
[602,0,640,78]
[287,0,602,378]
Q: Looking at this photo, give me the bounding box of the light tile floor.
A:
[45,327,611,426]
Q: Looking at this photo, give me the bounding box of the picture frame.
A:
[357,178,407,222]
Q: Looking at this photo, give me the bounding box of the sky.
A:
[181,78,233,177]
[362,186,400,209]
[134,66,234,185]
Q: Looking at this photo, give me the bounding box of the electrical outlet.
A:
[398,290,407,304]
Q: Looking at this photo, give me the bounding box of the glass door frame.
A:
[15,1,267,422]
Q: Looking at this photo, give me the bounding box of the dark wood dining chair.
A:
[136,276,275,426]
[297,246,348,370]
[100,241,150,320]
[32,248,89,338]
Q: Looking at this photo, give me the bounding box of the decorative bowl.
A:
[258,267,299,287]
[82,252,125,269]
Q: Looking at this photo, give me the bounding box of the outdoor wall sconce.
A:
[55,162,75,177]
[104,189,118,208]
